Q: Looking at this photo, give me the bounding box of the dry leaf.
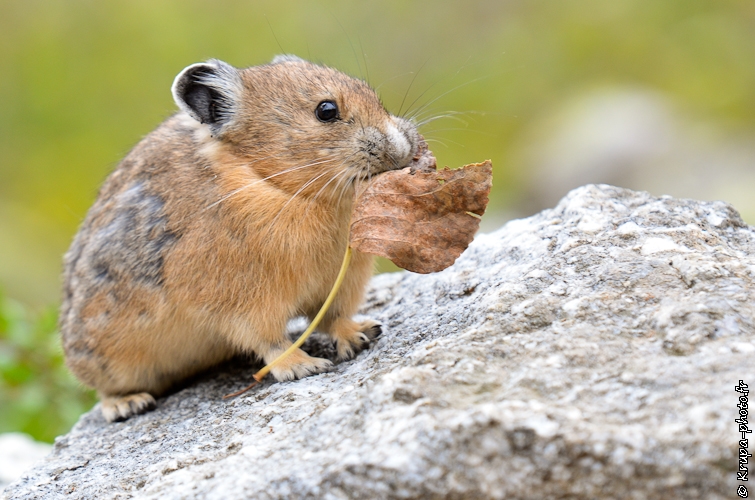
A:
[350,158,493,274]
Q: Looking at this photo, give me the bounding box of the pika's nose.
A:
[386,119,413,165]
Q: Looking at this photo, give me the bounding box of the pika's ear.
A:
[271,54,306,64]
[171,60,243,132]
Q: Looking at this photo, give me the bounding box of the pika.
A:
[60,55,420,422]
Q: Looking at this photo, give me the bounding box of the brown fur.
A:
[60,57,419,422]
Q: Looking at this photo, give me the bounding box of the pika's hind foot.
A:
[326,318,382,361]
[268,348,332,382]
[101,392,157,422]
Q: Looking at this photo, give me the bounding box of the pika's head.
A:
[172,56,420,199]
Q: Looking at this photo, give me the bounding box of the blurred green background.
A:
[1,0,754,442]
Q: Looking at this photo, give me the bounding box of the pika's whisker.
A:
[423,137,453,149]
[267,168,334,229]
[385,152,401,170]
[311,153,359,204]
[397,58,429,117]
[337,170,360,208]
[204,157,338,210]
[402,55,474,119]
[303,168,353,221]
[405,76,490,122]
[304,153,362,219]
[331,168,357,208]
[415,113,470,128]
[374,70,416,92]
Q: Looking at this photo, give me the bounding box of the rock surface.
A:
[0,434,51,492]
[5,185,753,500]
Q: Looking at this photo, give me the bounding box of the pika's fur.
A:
[60,55,420,422]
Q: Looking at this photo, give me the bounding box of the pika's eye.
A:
[315,100,339,122]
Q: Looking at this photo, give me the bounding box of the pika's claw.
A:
[328,318,382,361]
[361,321,382,340]
[101,392,156,422]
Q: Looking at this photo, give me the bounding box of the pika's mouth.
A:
[357,135,436,182]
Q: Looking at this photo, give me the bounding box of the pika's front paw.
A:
[101,392,157,422]
[360,320,382,341]
[269,348,332,382]
[331,319,382,361]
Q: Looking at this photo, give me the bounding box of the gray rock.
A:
[5,185,753,500]
[0,434,51,492]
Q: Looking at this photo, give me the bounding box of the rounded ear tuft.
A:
[171,60,242,130]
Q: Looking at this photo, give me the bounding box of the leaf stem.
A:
[224,245,353,399]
